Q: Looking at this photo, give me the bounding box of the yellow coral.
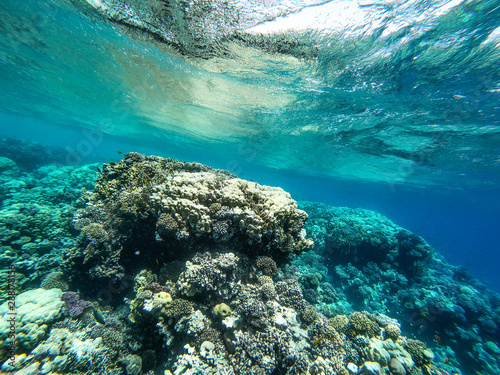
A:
[154,292,173,307]
[213,303,231,318]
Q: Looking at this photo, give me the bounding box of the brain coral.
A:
[65,153,312,283]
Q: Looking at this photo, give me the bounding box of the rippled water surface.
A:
[1,0,500,289]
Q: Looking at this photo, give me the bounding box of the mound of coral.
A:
[1,148,499,375]
[299,201,500,375]
[64,153,312,284]
[121,250,436,375]
[0,288,65,360]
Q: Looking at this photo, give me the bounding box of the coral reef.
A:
[1,327,123,374]
[1,149,498,375]
[0,137,68,171]
[301,202,432,274]
[0,288,65,362]
[65,153,312,284]
[300,201,500,375]
[121,249,434,375]
[0,155,97,302]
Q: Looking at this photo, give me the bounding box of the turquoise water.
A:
[1,0,500,374]
[2,0,500,290]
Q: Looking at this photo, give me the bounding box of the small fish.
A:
[117,151,122,154]
[444,357,450,364]
[312,337,324,345]
[93,308,106,325]
[96,166,101,173]
[434,334,443,343]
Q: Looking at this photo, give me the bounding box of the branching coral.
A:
[256,256,278,276]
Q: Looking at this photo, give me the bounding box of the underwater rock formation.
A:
[65,153,312,284]
[299,201,500,375]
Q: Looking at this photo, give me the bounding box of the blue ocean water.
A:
[1,0,500,374]
[3,112,500,293]
[1,0,500,291]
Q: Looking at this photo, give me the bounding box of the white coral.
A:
[0,288,64,354]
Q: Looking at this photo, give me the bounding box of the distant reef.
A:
[0,147,499,375]
[0,138,68,171]
[298,202,500,375]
